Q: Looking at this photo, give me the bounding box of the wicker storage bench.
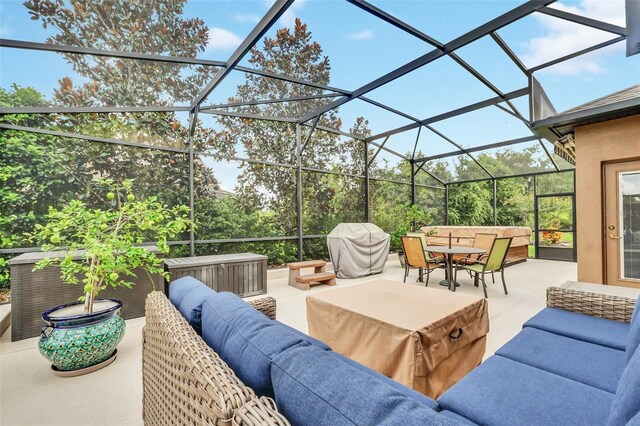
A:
[9,248,163,341]
[163,253,267,297]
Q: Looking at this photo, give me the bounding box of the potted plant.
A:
[29,179,192,376]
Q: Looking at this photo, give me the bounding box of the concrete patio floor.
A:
[1,256,638,425]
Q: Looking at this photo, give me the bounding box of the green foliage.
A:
[24,0,214,106]
[387,204,434,251]
[28,179,192,312]
[447,181,493,226]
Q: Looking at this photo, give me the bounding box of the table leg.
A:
[449,255,455,292]
[439,254,460,290]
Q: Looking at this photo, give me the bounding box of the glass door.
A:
[605,160,640,286]
[619,171,640,280]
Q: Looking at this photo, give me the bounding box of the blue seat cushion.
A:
[274,320,331,351]
[177,285,217,335]
[524,307,629,350]
[168,276,207,307]
[201,292,307,398]
[608,345,640,425]
[496,327,625,393]
[271,344,458,426]
[332,352,438,410]
[625,297,640,363]
[438,356,614,426]
[439,411,477,425]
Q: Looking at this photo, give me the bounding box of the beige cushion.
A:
[422,226,531,248]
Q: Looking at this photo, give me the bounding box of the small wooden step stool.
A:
[286,260,336,290]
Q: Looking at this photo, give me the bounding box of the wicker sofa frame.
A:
[142,291,290,425]
[141,285,635,425]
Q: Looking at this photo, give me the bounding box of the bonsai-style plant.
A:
[30,179,192,313]
[28,179,192,375]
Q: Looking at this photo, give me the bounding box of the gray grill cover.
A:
[327,223,390,279]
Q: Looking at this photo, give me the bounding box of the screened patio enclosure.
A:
[0,0,637,273]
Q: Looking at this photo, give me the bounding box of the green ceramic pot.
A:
[38,299,125,372]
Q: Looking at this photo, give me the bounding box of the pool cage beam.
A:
[529,36,627,73]
[3,0,622,258]
[190,0,295,110]
[296,0,556,125]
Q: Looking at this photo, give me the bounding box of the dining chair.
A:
[456,233,497,279]
[401,236,443,286]
[406,231,445,263]
[454,237,512,298]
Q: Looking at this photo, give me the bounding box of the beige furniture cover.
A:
[422,225,532,247]
[306,280,489,398]
[327,223,390,279]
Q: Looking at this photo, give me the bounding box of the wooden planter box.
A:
[9,248,163,341]
[163,253,268,298]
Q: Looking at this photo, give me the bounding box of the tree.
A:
[25,0,214,107]
[447,181,494,226]
[1,0,225,290]
[23,0,219,192]
[214,19,369,247]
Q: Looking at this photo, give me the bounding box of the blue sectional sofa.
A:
[153,276,640,426]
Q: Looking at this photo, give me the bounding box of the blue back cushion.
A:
[168,276,206,307]
[177,285,216,335]
[608,345,640,425]
[271,344,458,426]
[201,292,308,398]
[274,320,331,351]
[625,297,640,363]
[332,352,438,410]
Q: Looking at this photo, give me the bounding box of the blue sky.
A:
[1,0,639,187]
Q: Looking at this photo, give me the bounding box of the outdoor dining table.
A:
[424,246,485,291]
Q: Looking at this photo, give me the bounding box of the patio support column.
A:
[410,160,416,206]
[445,185,449,226]
[296,124,303,261]
[364,140,370,222]
[188,108,198,257]
[533,174,539,259]
[493,178,498,226]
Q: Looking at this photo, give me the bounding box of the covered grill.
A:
[327,223,390,279]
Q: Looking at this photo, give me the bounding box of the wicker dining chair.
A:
[454,237,512,298]
[401,236,443,286]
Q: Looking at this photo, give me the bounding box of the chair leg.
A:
[501,268,508,295]
[425,269,430,287]
[403,265,408,283]
[473,272,479,287]
[481,274,488,298]
[492,271,495,284]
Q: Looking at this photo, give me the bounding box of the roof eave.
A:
[531,97,640,142]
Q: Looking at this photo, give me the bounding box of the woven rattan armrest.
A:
[248,297,277,320]
[232,397,290,426]
[546,287,636,323]
[143,292,255,425]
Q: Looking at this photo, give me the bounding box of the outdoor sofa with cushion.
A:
[143,276,640,425]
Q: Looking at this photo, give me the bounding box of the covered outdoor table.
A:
[326,223,390,278]
[306,280,489,398]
